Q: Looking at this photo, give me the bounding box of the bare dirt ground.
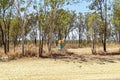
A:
[0,47,120,80]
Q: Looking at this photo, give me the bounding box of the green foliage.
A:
[54,9,71,39]
[86,12,100,28]
[21,7,25,12]
[10,17,21,39]
[0,0,14,10]
[113,0,120,31]
[47,0,66,9]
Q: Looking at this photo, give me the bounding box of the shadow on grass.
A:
[42,51,119,64]
[1,51,120,63]
[106,52,120,55]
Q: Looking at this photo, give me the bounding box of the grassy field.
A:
[0,45,120,80]
[0,55,120,80]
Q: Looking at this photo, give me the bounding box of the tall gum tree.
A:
[89,0,109,52]
[46,0,67,55]
[14,0,32,56]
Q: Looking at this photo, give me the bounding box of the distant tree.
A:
[85,12,102,54]
[89,0,108,52]
[29,15,37,46]
[76,12,85,47]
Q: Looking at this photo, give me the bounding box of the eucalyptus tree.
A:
[45,0,67,54]
[28,14,38,45]
[65,11,77,40]
[0,0,14,53]
[85,13,91,44]
[0,20,2,47]
[33,0,47,57]
[76,12,85,47]
[14,0,32,56]
[54,9,70,41]
[85,12,102,54]
[89,0,109,52]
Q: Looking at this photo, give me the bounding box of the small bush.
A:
[24,49,37,57]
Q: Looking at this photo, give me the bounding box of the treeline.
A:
[0,0,120,57]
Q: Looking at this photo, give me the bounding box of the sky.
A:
[63,1,92,13]
[29,0,92,15]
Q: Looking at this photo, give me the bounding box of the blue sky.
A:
[63,1,91,13]
[30,1,92,14]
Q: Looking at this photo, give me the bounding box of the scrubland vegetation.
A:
[1,0,120,80]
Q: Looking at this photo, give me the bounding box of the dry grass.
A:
[67,47,120,55]
[0,58,120,80]
[0,44,120,80]
[0,43,120,58]
[67,42,120,55]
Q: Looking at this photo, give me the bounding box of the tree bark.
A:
[118,31,120,43]
[39,36,43,57]
[7,19,11,52]
[48,10,55,55]
[0,23,7,54]
[14,40,16,53]
[34,37,37,45]
[0,36,2,47]
[48,30,52,54]
[21,19,25,56]
[103,0,107,52]
[78,27,81,47]
[1,9,7,54]
[38,23,43,57]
